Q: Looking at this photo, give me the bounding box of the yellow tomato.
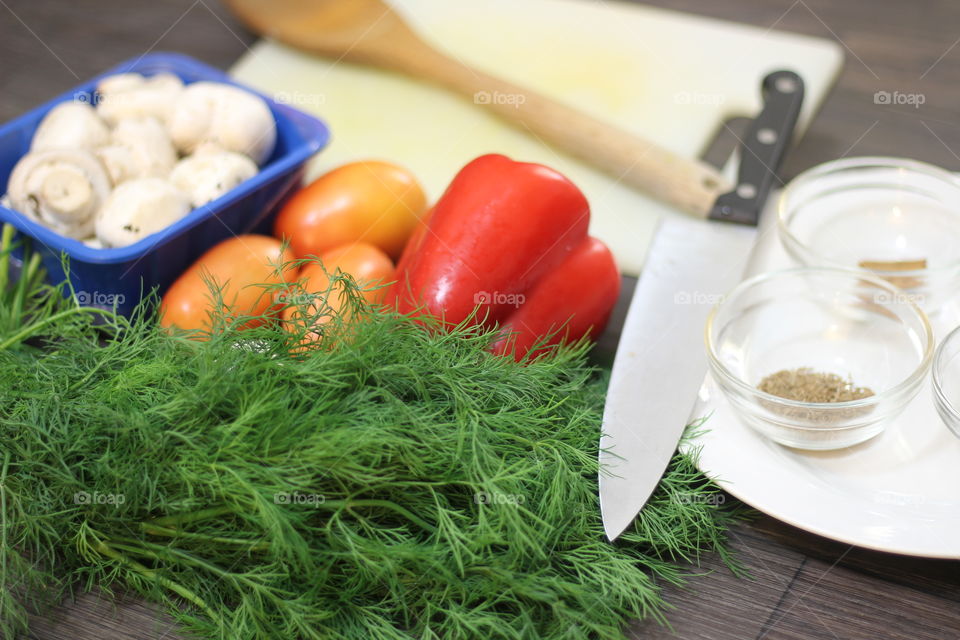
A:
[273,161,427,261]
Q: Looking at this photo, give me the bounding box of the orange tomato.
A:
[273,161,427,260]
[282,242,395,340]
[160,235,296,334]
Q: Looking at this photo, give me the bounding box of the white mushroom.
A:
[95,72,184,126]
[191,141,229,157]
[96,117,177,185]
[96,73,144,94]
[30,102,110,152]
[168,82,276,165]
[6,149,111,239]
[95,178,191,248]
[169,150,257,207]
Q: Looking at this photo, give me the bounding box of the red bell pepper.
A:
[390,154,620,359]
[489,236,620,360]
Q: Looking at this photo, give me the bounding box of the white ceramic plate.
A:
[687,195,960,559]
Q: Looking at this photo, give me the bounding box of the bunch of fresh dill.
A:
[0,226,740,639]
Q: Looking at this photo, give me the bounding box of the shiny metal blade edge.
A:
[599,215,758,541]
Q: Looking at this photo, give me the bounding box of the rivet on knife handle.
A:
[708,70,805,226]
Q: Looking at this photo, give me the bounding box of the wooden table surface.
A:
[2,1,959,638]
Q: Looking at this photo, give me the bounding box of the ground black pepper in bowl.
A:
[757,368,876,425]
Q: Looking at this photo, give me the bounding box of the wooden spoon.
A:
[223,0,729,216]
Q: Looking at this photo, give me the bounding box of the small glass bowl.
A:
[933,325,960,438]
[778,157,960,312]
[706,267,934,449]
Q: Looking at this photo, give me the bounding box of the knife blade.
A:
[599,70,805,542]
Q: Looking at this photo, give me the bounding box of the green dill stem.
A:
[8,391,50,399]
[0,451,9,601]
[140,523,269,551]
[90,538,216,620]
[0,224,13,291]
[149,500,435,534]
[324,499,437,533]
[66,358,111,394]
[0,307,121,352]
[108,537,290,606]
[148,505,236,528]
[9,253,41,333]
[24,251,41,283]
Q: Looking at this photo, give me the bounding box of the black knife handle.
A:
[708,70,805,226]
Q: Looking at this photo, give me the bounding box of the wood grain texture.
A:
[27,592,179,640]
[1,0,959,638]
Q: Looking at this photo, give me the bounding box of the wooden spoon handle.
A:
[390,42,728,216]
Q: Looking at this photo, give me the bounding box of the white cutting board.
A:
[230,0,843,275]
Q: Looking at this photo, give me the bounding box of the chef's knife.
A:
[599,71,805,542]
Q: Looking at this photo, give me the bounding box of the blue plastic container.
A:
[0,52,330,314]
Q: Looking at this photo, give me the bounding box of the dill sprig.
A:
[0,224,742,639]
